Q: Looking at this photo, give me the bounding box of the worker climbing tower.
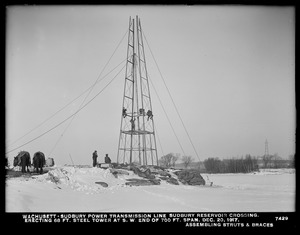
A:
[117,16,158,166]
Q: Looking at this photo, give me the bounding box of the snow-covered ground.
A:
[5,167,295,212]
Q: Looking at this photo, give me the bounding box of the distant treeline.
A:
[203,154,294,173]
[204,155,258,173]
[159,153,295,173]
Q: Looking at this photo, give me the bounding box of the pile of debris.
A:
[108,164,205,187]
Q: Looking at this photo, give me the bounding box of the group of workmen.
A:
[122,107,153,120]
[92,150,111,167]
[122,107,153,131]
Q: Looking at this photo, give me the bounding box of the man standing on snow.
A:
[92,150,98,167]
[104,154,111,164]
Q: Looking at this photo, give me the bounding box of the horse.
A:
[13,151,31,173]
[33,151,46,174]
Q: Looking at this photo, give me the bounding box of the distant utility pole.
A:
[117,16,158,166]
[263,139,270,168]
[265,139,269,157]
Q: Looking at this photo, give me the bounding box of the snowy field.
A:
[5,167,295,212]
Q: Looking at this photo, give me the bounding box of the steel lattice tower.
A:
[264,139,269,157]
[117,16,158,166]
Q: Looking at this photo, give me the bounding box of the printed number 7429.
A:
[275,216,288,221]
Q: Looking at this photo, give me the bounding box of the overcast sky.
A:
[6,5,295,166]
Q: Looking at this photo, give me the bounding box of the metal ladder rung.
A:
[125,77,133,82]
[124,95,133,100]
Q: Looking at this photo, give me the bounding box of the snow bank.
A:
[202,168,295,192]
[5,167,295,212]
[34,166,138,194]
[254,168,295,175]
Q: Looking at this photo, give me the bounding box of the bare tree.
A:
[159,153,176,168]
[272,153,283,168]
[262,154,273,168]
[171,153,180,167]
[288,154,295,168]
[182,155,193,168]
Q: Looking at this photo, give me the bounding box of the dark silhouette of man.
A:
[92,150,98,167]
[130,118,135,130]
[104,154,111,164]
[122,107,127,118]
[147,110,153,121]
